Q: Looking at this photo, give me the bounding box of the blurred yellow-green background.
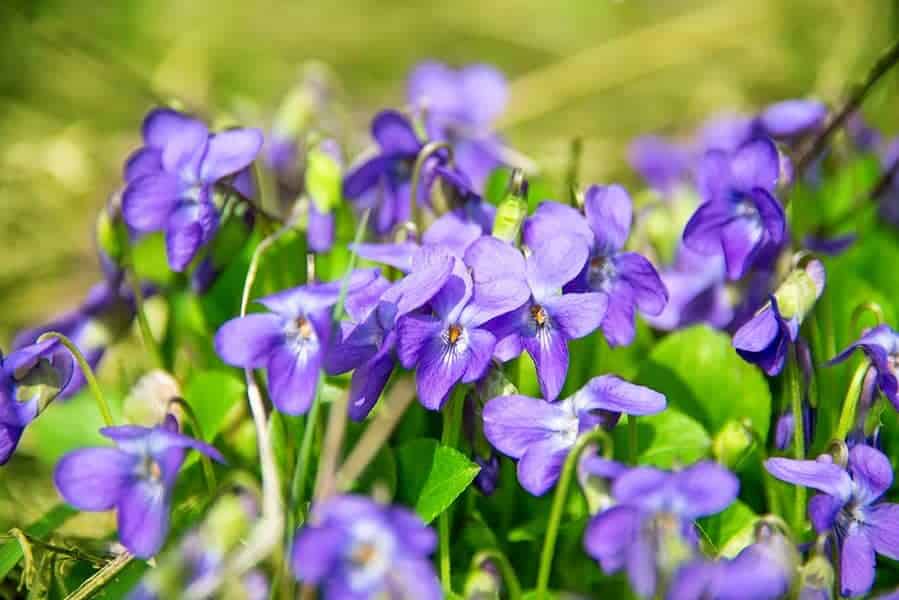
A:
[1,0,897,344]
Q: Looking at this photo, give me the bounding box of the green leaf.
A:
[184,369,247,442]
[637,325,772,439]
[615,409,710,468]
[394,438,480,524]
[131,232,173,286]
[26,391,112,465]
[697,500,758,558]
[0,504,77,579]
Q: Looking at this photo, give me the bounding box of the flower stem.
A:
[472,549,522,600]
[168,397,216,493]
[63,552,133,600]
[536,428,614,600]
[37,332,113,427]
[115,224,165,371]
[834,362,871,442]
[628,415,639,463]
[439,385,467,593]
[785,345,806,531]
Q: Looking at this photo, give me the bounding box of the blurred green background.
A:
[1,0,897,343]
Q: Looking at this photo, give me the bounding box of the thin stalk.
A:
[168,397,217,493]
[785,346,806,531]
[835,362,871,441]
[536,428,613,600]
[116,225,165,371]
[628,415,639,463]
[472,550,522,600]
[439,386,467,593]
[291,373,325,511]
[37,332,112,427]
[63,552,133,600]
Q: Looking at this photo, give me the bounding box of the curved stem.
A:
[438,386,467,593]
[835,361,871,441]
[409,141,453,227]
[536,428,614,600]
[472,549,522,600]
[168,397,216,493]
[785,345,806,531]
[63,552,133,600]
[37,332,113,427]
[850,301,886,336]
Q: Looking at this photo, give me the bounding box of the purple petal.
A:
[383,251,454,317]
[517,437,571,495]
[54,448,135,510]
[867,503,899,560]
[522,325,569,402]
[482,394,574,458]
[627,528,658,598]
[574,375,666,416]
[612,466,668,504]
[600,282,636,347]
[147,428,226,464]
[459,64,508,125]
[347,346,396,421]
[733,304,779,352]
[422,212,483,257]
[731,138,780,193]
[396,314,442,369]
[809,492,842,533]
[214,314,284,369]
[257,270,378,316]
[672,461,739,518]
[414,333,468,410]
[122,173,179,232]
[542,292,606,339]
[387,557,443,600]
[429,256,473,322]
[267,344,321,415]
[200,128,264,182]
[628,136,688,194]
[117,480,171,558]
[752,187,786,246]
[584,505,639,573]
[526,236,590,298]
[764,457,853,499]
[696,150,732,205]
[372,110,420,156]
[461,328,496,383]
[615,253,667,316]
[165,203,209,271]
[848,444,893,504]
[841,530,875,598]
[290,524,344,583]
[462,237,529,326]
[828,324,897,371]
[407,61,460,115]
[124,148,163,182]
[721,218,762,280]
[352,241,419,272]
[759,100,827,139]
[142,108,206,149]
[307,204,335,253]
[343,156,390,199]
[523,201,594,250]
[584,184,633,253]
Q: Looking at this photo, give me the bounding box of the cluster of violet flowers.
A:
[4,55,899,600]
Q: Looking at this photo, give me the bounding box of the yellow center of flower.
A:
[447,324,463,345]
[590,256,606,270]
[351,542,377,566]
[295,316,314,339]
[530,304,547,326]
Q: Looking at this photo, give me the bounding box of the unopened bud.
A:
[712,419,755,469]
[123,370,181,427]
[773,258,825,321]
[798,554,834,599]
[492,170,529,244]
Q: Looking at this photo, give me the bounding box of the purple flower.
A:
[407,61,509,189]
[1,340,73,465]
[54,418,225,558]
[525,187,668,347]
[291,494,440,600]
[683,137,786,280]
[757,99,827,140]
[214,269,378,415]
[829,324,899,411]
[645,249,734,332]
[397,237,530,410]
[765,445,899,597]
[122,108,263,271]
[628,136,690,196]
[584,461,738,598]
[668,542,792,600]
[482,375,665,495]
[343,110,433,235]
[487,234,607,400]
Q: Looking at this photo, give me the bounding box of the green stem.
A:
[37,332,113,427]
[169,397,216,493]
[834,362,870,441]
[439,386,467,593]
[536,428,614,600]
[63,552,133,600]
[628,415,638,464]
[116,224,165,371]
[785,346,806,531]
[291,373,325,513]
[472,550,522,600]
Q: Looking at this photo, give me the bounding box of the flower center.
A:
[530,304,548,327]
[294,316,314,339]
[351,542,378,566]
[141,455,163,482]
[447,324,463,345]
[587,254,617,291]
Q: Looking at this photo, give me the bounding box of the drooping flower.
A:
[828,324,899,411]
[483,375,665,495]
[122,108,263,271]
[54,418,225,558]
[407,61,509,189]
[487,233,607,400]
[584,461,738,598]
[291,494,440,600]
[397,237,530,410]
[1,340,73,465]
[733,258,825,375]
[766,445,899,597]
[682,137,786,280]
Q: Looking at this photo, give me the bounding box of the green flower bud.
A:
[773,259,825,321]
[712,419,755,469]
[95,205,124,267]
[123,370,181,427]
[799,554,834,598]
[492,170,528,244]
[463,561,502,600]
[305,146,342,213]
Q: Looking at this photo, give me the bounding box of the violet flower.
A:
[757,99,827,141]
[765,445,899,597]
[682,137,786,280]
[291,494,440,599]
[407,61,508,189]
[525,186,668,347]
[829,324,899,411]
[397,237,530,410]
[482,375,665,495]
[54,418,225,558]
[214,269,378,414]
[122,108,263,271]
[629,136,690,197]
[1,340,73,465]
[668,545,792,600]
[584,461,738,598]
[488,233,607,400]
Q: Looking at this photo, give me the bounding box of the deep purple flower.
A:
[765,445,899,597]
[214,269,378,415]
[829,325,899,411]
[525,187,668,347]
[487,233,607,400]
[1,340,73,465]
[122,108,263,271]
[54,418,224,558]
[629,136,690,196]
[683,137,786,280]
[291,494,440,599]
[584,461,738,598]
[397,237,530,410]
[482,375,665,495]
[407,61,509,189]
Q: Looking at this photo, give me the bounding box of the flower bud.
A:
[123,370,181,427]
[798,554,835,599]
[305,140,343,215]
[492,170,528,244]
[95,199,125,272]
[463,558,502,600]
[712,419,755,469]
[772,258,825,321]
[202,494,252,553]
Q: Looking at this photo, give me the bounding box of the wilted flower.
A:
[291,494,440,599]
[54,417,225,558]
[483,375,665,495]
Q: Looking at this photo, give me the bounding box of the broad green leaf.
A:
[0,504,77,579]
[395,438,480,524]
[184,369,246,442]
[637,325,772,438]
[26,391,113,465]
[615,409,710,468]
[697,500,758,558]
[131,232,173,286]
